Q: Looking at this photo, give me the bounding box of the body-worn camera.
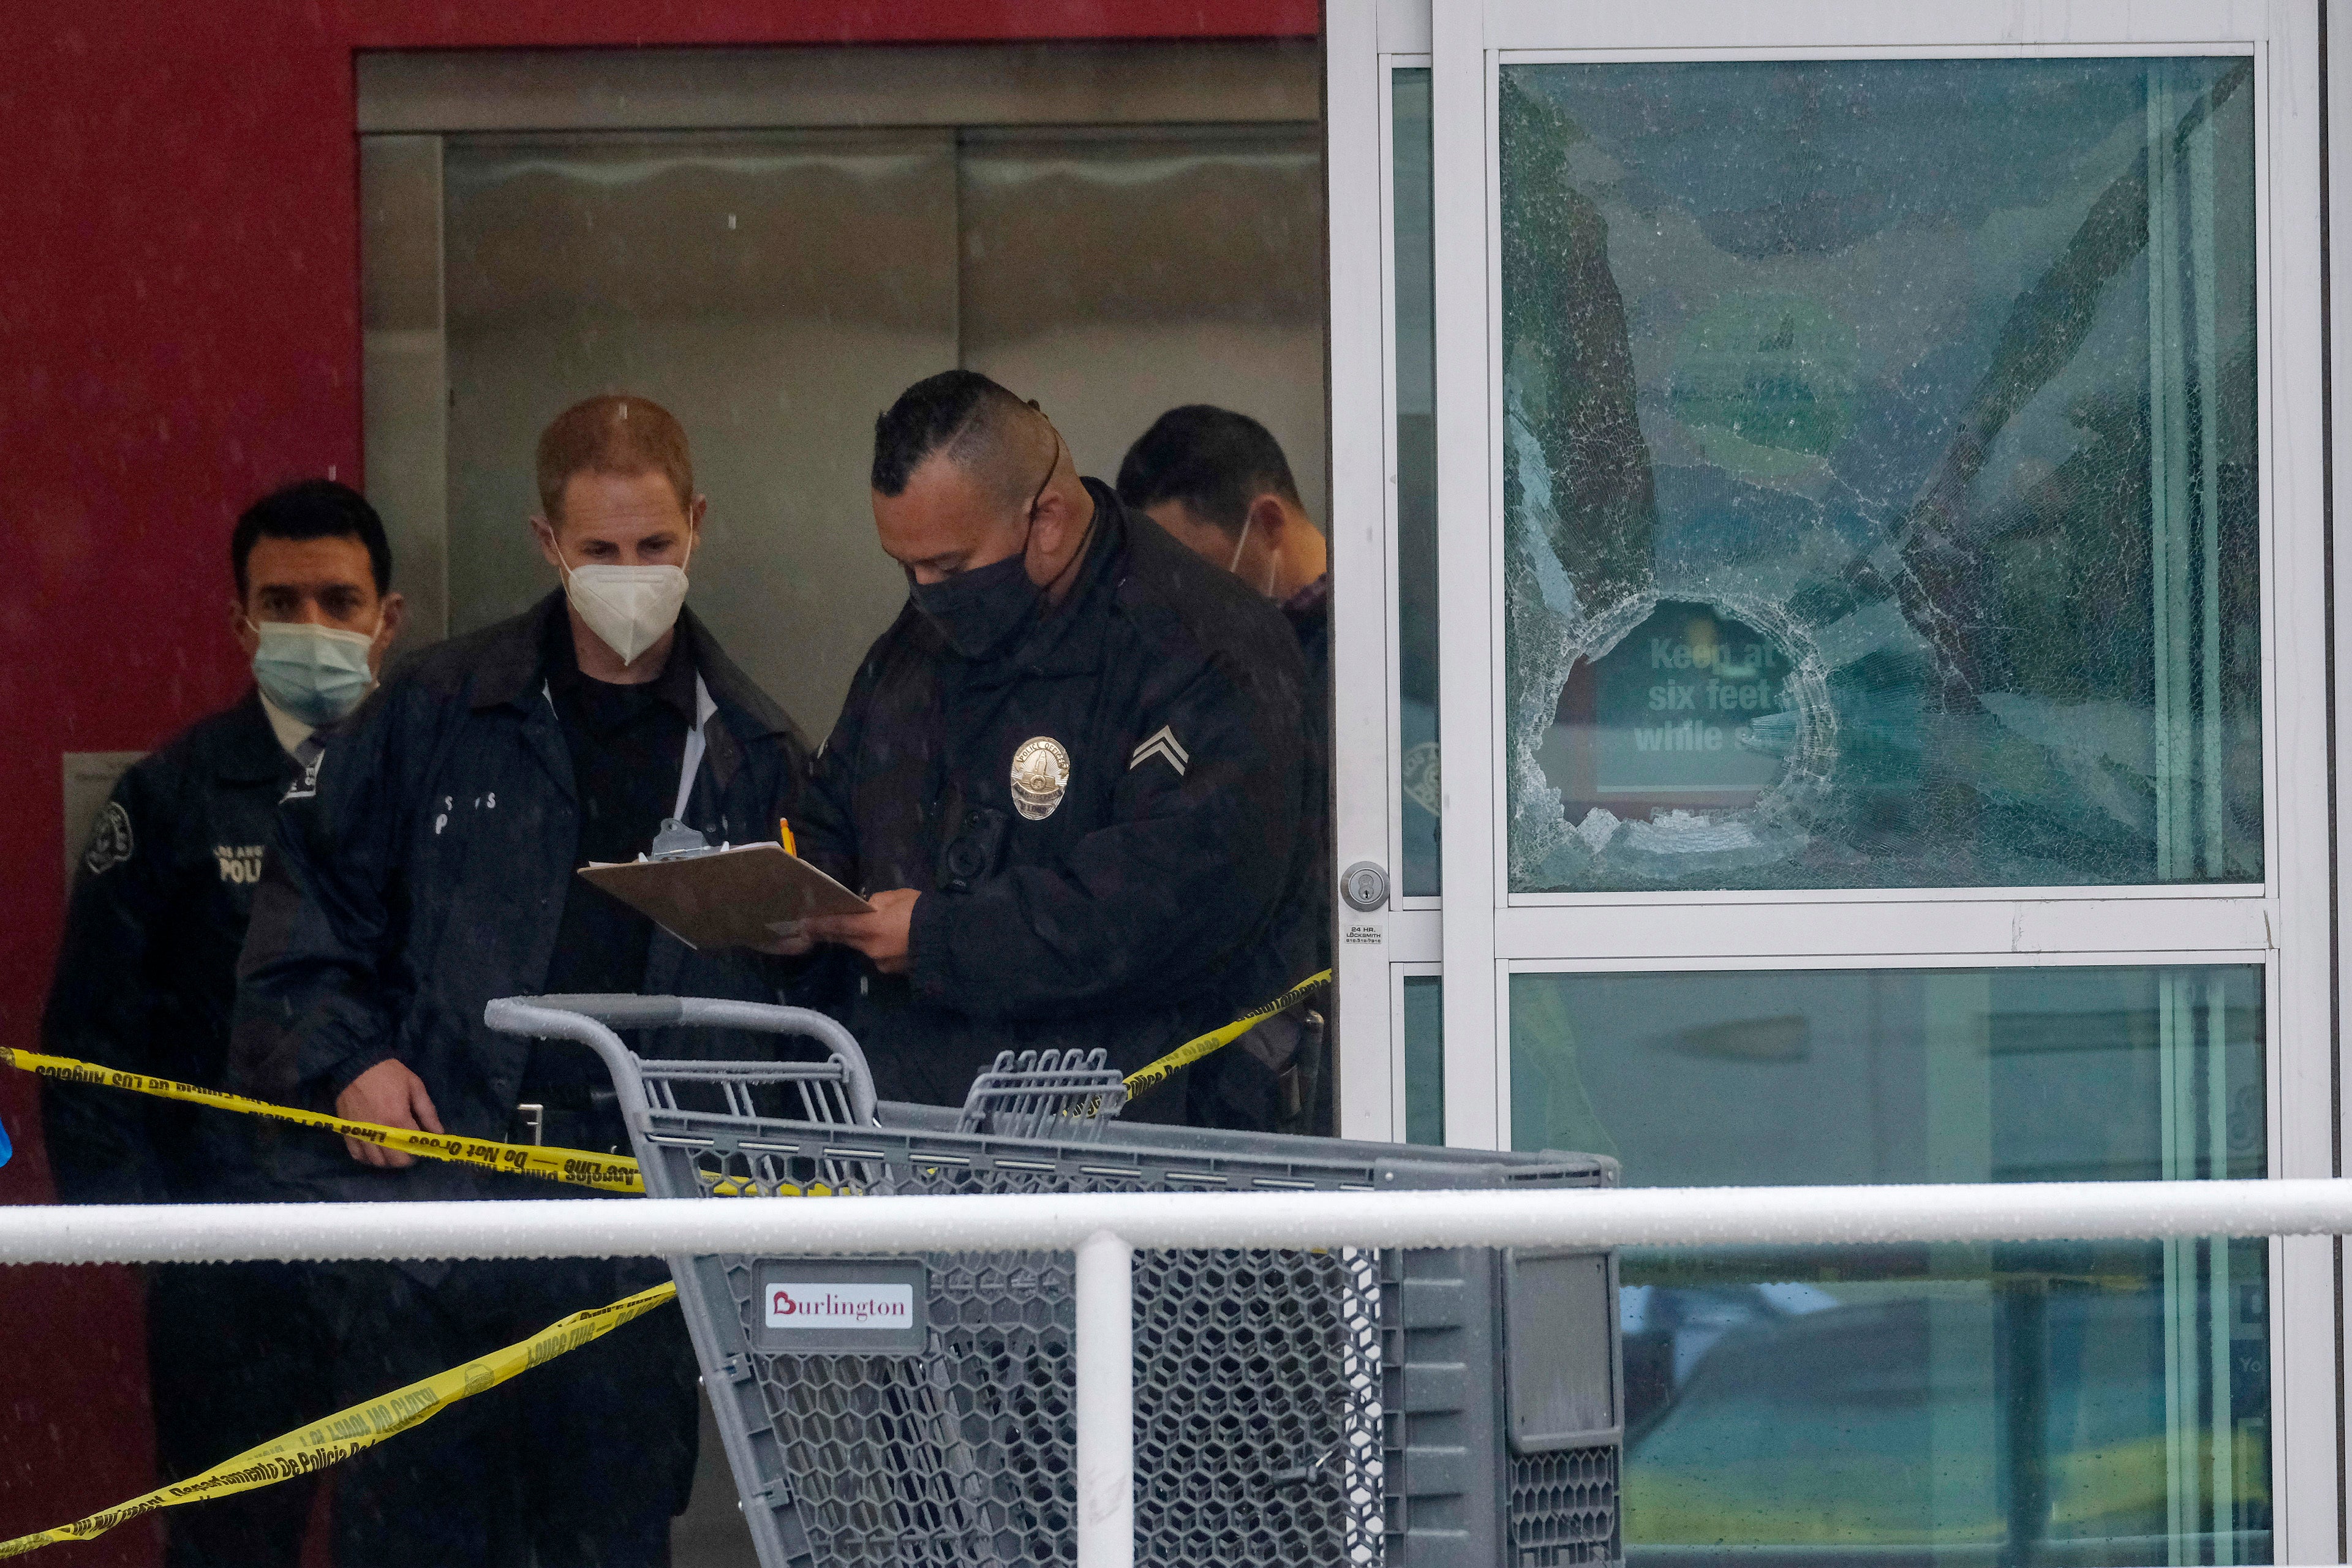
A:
[936,804,1011,894]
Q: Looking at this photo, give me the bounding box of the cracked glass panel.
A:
[1499,59,2262,891]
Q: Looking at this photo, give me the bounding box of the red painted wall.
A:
[0,2,1316,1558]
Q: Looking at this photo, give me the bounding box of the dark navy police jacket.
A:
[795,482,1321,1117]
[231,595,812,1205]
[43,692,298,1203]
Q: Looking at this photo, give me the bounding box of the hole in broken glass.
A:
[1512,597,1836,887]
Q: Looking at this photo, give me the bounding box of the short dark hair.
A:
[871,369,1039,503]
[537,393,695,519]
[1116,405,1302,538]
[230,480,393,601]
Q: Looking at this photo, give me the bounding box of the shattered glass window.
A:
[1500,59,2263,891]
[1512,964,2270,1562]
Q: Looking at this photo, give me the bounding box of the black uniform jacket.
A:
[42,692,296,1204]
[796,482,1321,1111]
[1281,573,1334,980]
[231,595,813,1205]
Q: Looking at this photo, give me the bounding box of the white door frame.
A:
[1328,0,1441,1141]
[1323,0,2342,1553]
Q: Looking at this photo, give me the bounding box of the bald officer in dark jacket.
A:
[792,371,1319,1121]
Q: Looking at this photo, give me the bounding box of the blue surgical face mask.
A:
[251,620,378,725]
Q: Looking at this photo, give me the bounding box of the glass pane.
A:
[1499,59,2263,892]
[442,132,960,739]
[959,128,1327,527]
[1512,966,2270,1564]
[1400,972,1444,1144]
[1393,67,1441,895]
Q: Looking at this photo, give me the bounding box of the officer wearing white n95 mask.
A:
[42,478,400,1568]
[232,393,812,1568]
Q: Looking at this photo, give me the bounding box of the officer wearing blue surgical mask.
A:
[42,477,399,1568]
[232,393,812,1568]
[236,500,406,739]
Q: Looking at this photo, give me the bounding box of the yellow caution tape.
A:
[0,1280,679,1560]
[7,971,1336,1190]
[1120,968,1332,1104]
[0,1047,644,1194]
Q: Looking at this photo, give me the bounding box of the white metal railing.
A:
[8,1178,2352,1568]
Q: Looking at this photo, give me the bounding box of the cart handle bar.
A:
[481,995,878,1126]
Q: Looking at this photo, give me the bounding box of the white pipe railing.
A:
[9,1178,2352,1264]
[10,1178,2351,1568]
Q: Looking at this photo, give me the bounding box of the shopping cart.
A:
[484,993,1625,1568]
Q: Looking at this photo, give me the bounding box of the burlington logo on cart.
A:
[751,1261,928,1351]
[764,1284,914,1329]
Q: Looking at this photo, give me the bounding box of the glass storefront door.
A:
[1327,0,2333,1558]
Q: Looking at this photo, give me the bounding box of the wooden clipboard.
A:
[577,843,872,951]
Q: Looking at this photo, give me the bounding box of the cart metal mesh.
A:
[484,996,1624,1568]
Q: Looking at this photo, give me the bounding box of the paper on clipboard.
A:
[577,843,872,951]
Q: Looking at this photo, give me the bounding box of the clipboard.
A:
[578,841,872,951]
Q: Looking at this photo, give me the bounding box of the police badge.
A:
[1008,736,1071,821]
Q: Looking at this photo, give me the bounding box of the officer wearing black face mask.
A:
[786,370,1319,1120]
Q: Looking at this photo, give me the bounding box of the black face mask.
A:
[907,552,1041,661]
[906,428,1063,660]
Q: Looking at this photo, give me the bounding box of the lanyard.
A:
[674,674,714,821]
[538,672,715,824]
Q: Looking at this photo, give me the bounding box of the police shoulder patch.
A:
[83,801,134,876]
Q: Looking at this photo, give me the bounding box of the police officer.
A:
[790,371,1318,1124]
[42,478,403,1568]
[1117,407,1333,1131]
[232,395,812,1567]
[1118,405,1330,692]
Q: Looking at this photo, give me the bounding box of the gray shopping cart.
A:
[484,992,1624,1568]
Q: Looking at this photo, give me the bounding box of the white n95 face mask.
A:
[560,551,690,666]
[251,621,377,726]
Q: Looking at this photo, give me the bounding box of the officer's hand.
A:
[802,889,918,974]
[754,920,815,957]
[335,1059,445,1169]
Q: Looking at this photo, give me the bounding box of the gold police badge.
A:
[1009,736,1071,821]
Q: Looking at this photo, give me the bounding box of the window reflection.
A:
[1393,67,1441,896]
[1499,58,2263,891]
[1511,965,2269,1564]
